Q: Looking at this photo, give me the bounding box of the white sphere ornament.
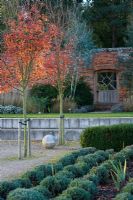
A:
[42,135,56,149]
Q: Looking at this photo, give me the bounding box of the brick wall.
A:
[80,48,132,104]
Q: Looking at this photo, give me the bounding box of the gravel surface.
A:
[0,141,80,181]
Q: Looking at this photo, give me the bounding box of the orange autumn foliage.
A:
[41,26,75,88]
[0,6,55,93]
[0,6,75,95]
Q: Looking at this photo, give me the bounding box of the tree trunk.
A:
[59,92,65,145]
[27,120,31,157]
[18,120,22,160]
[22,88,27,157]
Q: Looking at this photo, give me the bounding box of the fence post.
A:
[18,120,22,160]
[27,119,31,157]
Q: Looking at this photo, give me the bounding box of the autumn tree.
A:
[0,6,54,157]
[38,1,74,145]
[66,15,95,99]
[41,1,94,145]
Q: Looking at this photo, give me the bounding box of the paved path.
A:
[0,141,80,181]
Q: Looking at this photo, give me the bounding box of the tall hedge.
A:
[80,124,133,151]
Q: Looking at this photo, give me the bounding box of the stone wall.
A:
[0,118,133,141]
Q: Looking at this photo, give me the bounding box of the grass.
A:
[0,112,133,118]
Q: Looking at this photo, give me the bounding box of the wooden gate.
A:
[97,71,119,103]
[98,90,119,103]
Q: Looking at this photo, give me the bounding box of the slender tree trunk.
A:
[27,120,31,157]
[22,88,27,157]
[59,92,65,145]
[18,120,22,160]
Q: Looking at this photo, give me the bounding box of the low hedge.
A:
[85,146,133,186]
[54,150,112,199]
[80,124,133,151]
[0,147,95,199]
[114,180,133,200]
[61,187,90,200]
[114,192,133,200]
[7,188,44,200]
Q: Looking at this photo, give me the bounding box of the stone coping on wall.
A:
[0,117,133,129]
[0,117,133,141]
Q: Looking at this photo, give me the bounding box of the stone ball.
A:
[42,134,56,149]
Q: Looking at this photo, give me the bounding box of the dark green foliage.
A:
[95,165,110,184]
[40,176,70,196]
[64,165,84,178]
[52,163,63,174]
[74,162,89,175]
[74,78,93,106]
[85,173,100,186]
[78,147,96,156]
[64,187,90,200]
[77,150,109,171]
[11,178,32,188]
[30,84,57,100]
[33,185,52,199]
[69,179,97,198]
[80,124,133,151]
[127,19,133,47]
[0,198,4,200]
[55,195,72,200]
[101,161,112,171]
[113,152,127,164]
[44,164,57,176]
[105,149,114,155]
[58,154,76,166]
[56,170,75,179]
[83,0,132,48]
[118,51,133,94]
[93,150,109,163]
[34,165,47,177]
[65,78,93,106]
[114,192,133,200]
[0,181,17,199]
[42,163,63,176]
[7,188,44,200]
[57,147,96,166]
[77,154,97,167]
[40,176,55,193]
[30,84,58,112]
[22,170,44,185]
[122,182,133,194]
[95,150,109,160]
[123,147,133,159]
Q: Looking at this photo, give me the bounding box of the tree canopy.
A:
[83,0,132,47]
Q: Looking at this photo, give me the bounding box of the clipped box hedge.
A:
[80,123,133,151]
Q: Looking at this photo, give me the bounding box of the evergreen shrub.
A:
[69,179,97,197]
[33,185,52,199]
[80,124,133,151]
[0,181,18,199]
[40,176,70,196]
[114,192,133,200]
[7,188,44,200]
[22,170,44,185]
[64,187,90,200]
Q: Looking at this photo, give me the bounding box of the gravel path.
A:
[0,141,80,181]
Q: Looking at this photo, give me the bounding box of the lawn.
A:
[0,112,133,118]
